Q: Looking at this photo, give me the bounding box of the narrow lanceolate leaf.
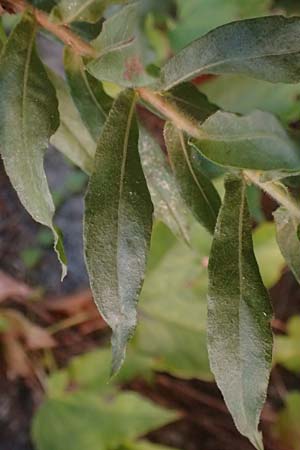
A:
[49,70,96,175]
[192,110,300,172]
[64,47,112,140]
[0,14,67,278]
[51,0,124,24]
[84,90,153,375]
[87,3,155,87]
[160,15,300,90]
[274,207,300,284]
[164,122,221,235]
[208,174,273,450]
[139,127,190,243]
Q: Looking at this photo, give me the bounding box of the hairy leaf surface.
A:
[64,47,112,140]
[274,207,300,284]
[88,3,155,87]
[165,123,221,234]
[192,110,300,171]
[161,15,300,90]
[208,174,273,450]
[139,127,190,243]
[0,14,66,277]
[49,71,96,174]
[84,90,153,375]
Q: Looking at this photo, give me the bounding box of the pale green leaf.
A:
[32,392,176,450]
[274,316,300,373]
[161,15,300,90]
[49,71,96,174]
[51,0,124,24]
[87,3,155,87]
[192,110,300,171]
[84,89,153,375]
[164,122,221,234]
[274,206,300,284]
[135,221,212,381]
[272,392,300,450]
[0,14,66,278]
[64,47,112,140]
[201,74,300,124]
[139,127,191,243]
[253,222,285,288]
[208,174,273,450]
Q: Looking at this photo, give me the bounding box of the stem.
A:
[245,170,300,220]
[137,87,207,139]
[0,0,97,57]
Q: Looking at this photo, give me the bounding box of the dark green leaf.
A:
[139,127,190,243]
[192,110,300,171]
[51,0,124,24]
[164,122,221,234]
[161,15,300,90]
[274,206,300,284]
[87,3,155,87]
[48,71,96,174]
[64,47,112,140]
[0,18,7,49]
[27,0,58,12]
[165,82,218,123]
[84,89,153,375]
[208,174,273,450]
[0,14,66,278]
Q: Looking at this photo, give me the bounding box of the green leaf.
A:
[207,174,273,450]
[274,207,300,284]
[170,0,271,51]
[84,89,153,375]
[87,3,156,87]
[32,392,176,450]
[48,71,96,174]
[164,123,221,234]
[64,47,112,140]
[0,14,67,278]
[0,18,7,49]
[274,316,300,373]
[253,222,285,288]
[51,0,123,24]
[136,221,213,380]
[272,392,300,450]
[126,441,181,450]
[192,110,300,171]
[139,127,191,243]
[165,82,218,123]
[201,74,300,125]
[27,0,58,11]
[161,15,300,90]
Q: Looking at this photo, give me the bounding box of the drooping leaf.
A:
[51,0,124,24]
[87,3,156,87]
[0,14,66,278]
[139,127,190,243]
[84,89,153,375]
[274,206,300,284]
[192,110,300,171]
[32,392,176,450]
[48,71,96,174]
[135,221,213,381]
[201,74,300,125]
[161,15,300,90]
[164,122,221,234]
[272,392,300,450]
[274,316,300,373]
[170,0,271,51]
[64,47,112,140]
[208,174,273,450]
